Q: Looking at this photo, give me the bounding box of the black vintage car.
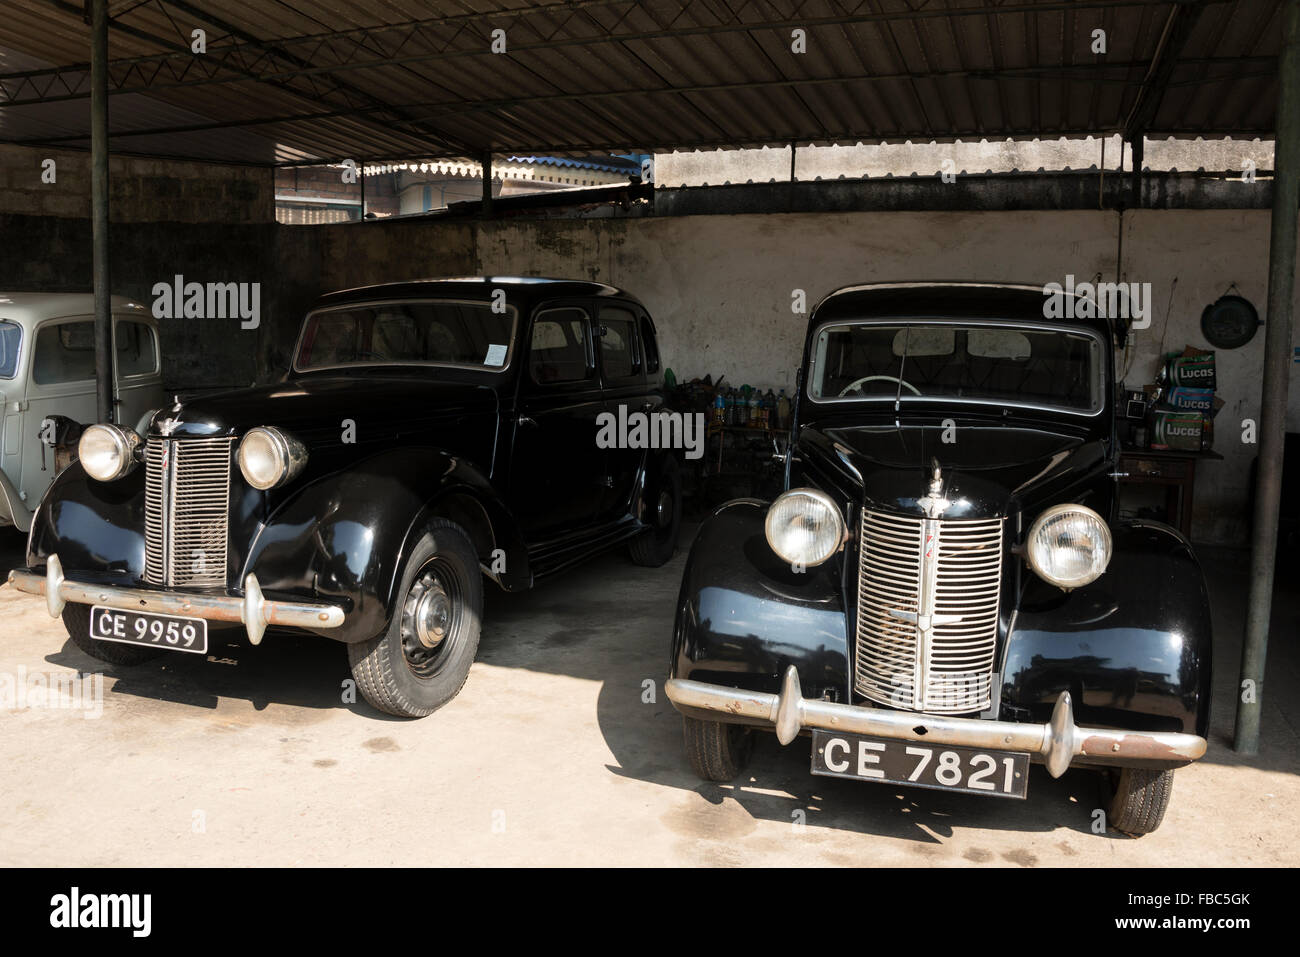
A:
[10,277,681,717]
[666,282,1211,835]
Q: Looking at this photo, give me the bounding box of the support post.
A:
[1128,134,1144,209]
[91,0,114,423]
[1234,0,1300,754]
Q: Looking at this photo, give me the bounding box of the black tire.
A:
[682,715,753,782]
[630,456,681,567]
[348,521,482,718]
[1103,766,1175,836]
[62,604,163,666]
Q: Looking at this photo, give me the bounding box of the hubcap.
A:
[413,581,451,649]
[400,562,462,678]
[656,489,674,529]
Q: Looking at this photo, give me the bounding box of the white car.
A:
[0,293,164,532]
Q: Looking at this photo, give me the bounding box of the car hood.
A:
[152,376,499,445]
[802,417,1109,519]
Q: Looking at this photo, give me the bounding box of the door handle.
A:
[517,415,538,428]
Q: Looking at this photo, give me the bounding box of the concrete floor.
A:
[0,526,1295,867]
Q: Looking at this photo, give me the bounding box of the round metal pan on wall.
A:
[1200,294,1260,349]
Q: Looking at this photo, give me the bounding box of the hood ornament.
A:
[156,397,182,436]
[916,464,951,519]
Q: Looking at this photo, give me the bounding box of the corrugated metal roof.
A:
[0,1,1285,166]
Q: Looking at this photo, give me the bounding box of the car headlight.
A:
[78,424,141,482]
[237,427,306,490]
[1025,504,1112,590]
[765,488,845,567]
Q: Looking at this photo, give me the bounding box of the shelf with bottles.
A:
[708,383,792,433]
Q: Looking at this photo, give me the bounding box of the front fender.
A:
[26,461,146,577]
[670,499,850,700]
[246,447,528,643]
[1002,520,1212,738]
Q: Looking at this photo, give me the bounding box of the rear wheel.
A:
[630,456,681,567]
[62,604,162,666]
[348,521,482,718]
[1103,766,1175,835]
[682,715,753,782]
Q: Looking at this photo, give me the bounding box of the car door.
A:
[113,315,164,432]
[595,302,657,525]
[509,303,606,542]
[18,316,97,505]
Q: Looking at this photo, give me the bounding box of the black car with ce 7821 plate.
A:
[665,282,1212,835]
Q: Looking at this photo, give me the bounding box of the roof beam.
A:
[7,57,1269,149]
[1122,0,1209,140]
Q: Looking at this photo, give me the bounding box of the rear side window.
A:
[598,306,640,380]
[0,321,20,379]
[32,321,95,385]
[529,308,591,384]
[116,320,158,376]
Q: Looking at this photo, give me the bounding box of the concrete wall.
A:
[0,144,272,224]
[476,210,1299,546]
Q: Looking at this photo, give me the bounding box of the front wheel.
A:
[348,521,482,718]
[682,716,753,781]
[62,604,162,665]
[1102,766,1175,835]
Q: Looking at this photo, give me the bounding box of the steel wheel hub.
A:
[413,580,451,649]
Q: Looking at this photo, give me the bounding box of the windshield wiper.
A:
[895,324,911,420]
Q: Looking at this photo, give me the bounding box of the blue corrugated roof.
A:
[507,154,642,174]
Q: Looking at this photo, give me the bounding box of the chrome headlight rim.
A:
[77,423,142,482]
[1024,503,1113,591]
[764,487,847,567]
[237,426,307,490]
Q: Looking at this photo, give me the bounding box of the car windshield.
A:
[0,321,19,378]
[808,321,1104,413]
[295,299,516,372]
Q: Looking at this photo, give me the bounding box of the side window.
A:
[32,321,95,385]
[598,306,640,381]
[116,320,158,376]
[640,316,660,374]
[529,308,591,385]
[0,321,20,379]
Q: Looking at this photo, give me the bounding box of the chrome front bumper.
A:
[665,666,1208,778]
[8,554,346,646]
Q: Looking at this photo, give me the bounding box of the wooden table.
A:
[1117,448,1223,537]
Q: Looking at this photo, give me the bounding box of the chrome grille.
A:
[855,509,1004,714]
[143,437,233,587]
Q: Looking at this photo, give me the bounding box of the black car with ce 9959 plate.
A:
[12,278,682,720]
